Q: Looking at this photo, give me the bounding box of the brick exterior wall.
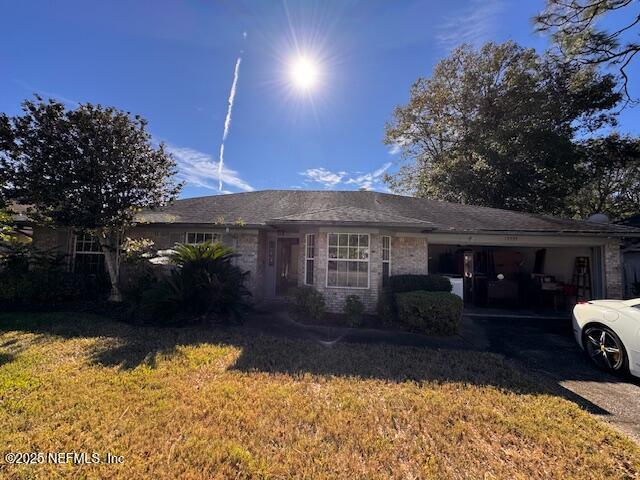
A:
[316,232,382,314]
[390,236,429,275]
[233,232,261,300]
[127,226,264,300]
[37,225,264,300]
[126,226,184,250]
[604,240,623,299]
[297,230,429,314]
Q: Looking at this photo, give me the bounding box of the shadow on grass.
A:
[0,351,14,366]
[0,311,612,415]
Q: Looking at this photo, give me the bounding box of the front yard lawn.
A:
[1,312,638,479]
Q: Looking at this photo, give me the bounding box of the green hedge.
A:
[389,275,452,294]
[343,295,365,327]
[0,270,108,309]
[288,286,326,321]
[395,291,462,335]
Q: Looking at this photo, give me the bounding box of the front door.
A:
[276,238,299,296]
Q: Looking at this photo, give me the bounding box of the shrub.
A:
[0,270,107,309]
[288,286,325,321]
[0,241,107,309]
[389,275,452,294]
[0,241,66,274]
[119,237,158,304]
[141,242,251,325]
[379,275,453,324]
[395,291,463,335]
[376,288,396,325]
[344,295,365,327]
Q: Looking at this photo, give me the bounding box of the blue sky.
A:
[1,0,638,198]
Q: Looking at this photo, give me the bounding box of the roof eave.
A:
[430,228,640,237]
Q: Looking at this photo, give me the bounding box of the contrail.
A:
[218,56,242,191]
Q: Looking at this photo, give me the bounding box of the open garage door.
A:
[428,244,604,312]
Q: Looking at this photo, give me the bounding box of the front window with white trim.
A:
[327,233,369,288]
[73,232,105,275]
[304,234,315,285]
[382,235,391,286]
[185,232,220,244]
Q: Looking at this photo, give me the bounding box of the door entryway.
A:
[276,238,299,296]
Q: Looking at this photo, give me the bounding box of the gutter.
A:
[424,229,640,238]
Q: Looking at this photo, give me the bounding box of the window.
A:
[304,234,315,285]
[186,232,220,244]
[74,232,105,275]
[382,236,391,287]
[327,233,369,288]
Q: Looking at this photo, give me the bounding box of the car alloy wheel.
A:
[583,326,626,372]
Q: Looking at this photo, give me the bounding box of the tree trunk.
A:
[98,230,123,302]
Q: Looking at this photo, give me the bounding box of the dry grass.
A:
[0,312,638,479]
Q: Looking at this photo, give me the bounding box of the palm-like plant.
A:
[142,241,251,324]
[171,241,237,266]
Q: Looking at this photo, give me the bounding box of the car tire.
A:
[582,325,629,375]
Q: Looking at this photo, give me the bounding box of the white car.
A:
[573,299,640,377]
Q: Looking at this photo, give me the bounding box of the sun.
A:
[289,55,320,91]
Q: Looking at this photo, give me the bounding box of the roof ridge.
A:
[273,204,434,224]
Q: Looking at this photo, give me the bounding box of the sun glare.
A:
[289,56,320,91]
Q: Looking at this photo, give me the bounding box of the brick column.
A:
[234,232,260,299]
[604,241,623,299]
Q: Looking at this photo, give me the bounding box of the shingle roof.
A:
[270,206,435,227]
[135,190,640,236]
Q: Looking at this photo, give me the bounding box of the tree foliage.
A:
[0,96,181,300]
[565,134,640,221]
[535,0,639,99]
[141,242,251,324]
[0,166,12,242]
[384,42,621,214]
[0,208,12,242]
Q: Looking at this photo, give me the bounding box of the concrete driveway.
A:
[462,313,640,442]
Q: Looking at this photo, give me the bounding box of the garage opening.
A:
[428,245,604,311]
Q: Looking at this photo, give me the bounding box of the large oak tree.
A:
[0,96,181,301]
[535,0,639,99]
[566,134,640,221]
[384,42,621,215]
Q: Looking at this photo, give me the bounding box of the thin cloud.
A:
[300,162,392,191]
[11,78,80,106]
[345,162,392,190]
[168,145,254,192]
[218,56,242,191]
[435,0,505,51]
